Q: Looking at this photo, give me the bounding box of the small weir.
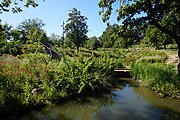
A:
[114,68,132,81]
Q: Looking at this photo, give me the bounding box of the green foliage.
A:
[0,19,48,56]
[65,8,88,51]
[124,48,168,65]
[146,25,174,49]
[0,0,42,14]
[17,53,50,64]
[0,52,122,116]
[99,23,140,48]
[21,42,44,54]
[98,0,179,32]
[85,36,102,50]
[18,18,47,42]
[48,33,61,47]
[99,24,119,48]
[98,0,180,53]
[7,40,23,55]
[131,63,180,97]
[136,56,166,64]
[99,0,180,79]
[112,35,133,48]
[0,23,23,55]
[0,23,11,54]
[94,53,123,78]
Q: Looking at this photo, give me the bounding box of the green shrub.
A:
[136,56,166,63]
[124,49,168,65]
[21,42,44,54]
[17,53,50,64]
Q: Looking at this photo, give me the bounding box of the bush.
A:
[17,53,50,64]
[136,56,166,63]
[124,48,168,65]
[21,42,44,54]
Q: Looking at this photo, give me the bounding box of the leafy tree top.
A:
[18,18,45,32]
[18,18,47,42]
[0,0,43,14]
[65,8,88,34]
[98,0,179,42]
[65,8,88,51]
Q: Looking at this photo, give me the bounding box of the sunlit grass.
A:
[131,63,180,98]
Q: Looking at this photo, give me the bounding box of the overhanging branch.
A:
[152,21,180,45]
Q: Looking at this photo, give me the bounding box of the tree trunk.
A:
[152,21,180,78]
[164,44,166,50]
[76,46,80,53]
[177,44,180,79]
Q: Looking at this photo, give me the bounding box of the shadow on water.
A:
[18,83,180,120]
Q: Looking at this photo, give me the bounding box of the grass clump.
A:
[136,56,166,63]
[131,63,180,98]
[124,48,168,65]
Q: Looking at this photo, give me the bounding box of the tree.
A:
[64,36,75,49]
[0,0,42,14]
[48,33,61,47]
[18,18,47,42]
[8,28,23,55]
[0,23,23,55]
[146,25,162,49]
[10,29,22,41]
[17,18,47,53]
[146,25,173,50]
[65,8,88,52]
[100,23,136,48]
[99,0,180,76]
[85,36,102,50]
[112,32,133,48]
[99,24,119,48]
[0,23,12,54]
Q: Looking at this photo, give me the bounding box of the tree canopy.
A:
[18,18,47,42]
[145,25,173,50]
[85,36,101,50]
[65,8,88,51]
[0,0,42,14]
[99,24,119,48]
[98,0,179,44]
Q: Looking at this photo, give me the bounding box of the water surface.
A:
[21,83,180,120]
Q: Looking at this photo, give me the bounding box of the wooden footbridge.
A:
[114,68,132,81]
[114,68,132,72]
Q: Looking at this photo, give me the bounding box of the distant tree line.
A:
[0,6,176,56]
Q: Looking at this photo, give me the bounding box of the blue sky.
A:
[1,0,120,37]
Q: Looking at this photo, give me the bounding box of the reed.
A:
[131,63,180,97]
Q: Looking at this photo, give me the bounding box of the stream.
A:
[20,83,180,120]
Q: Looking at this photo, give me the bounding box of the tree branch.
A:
[152,21,180,45]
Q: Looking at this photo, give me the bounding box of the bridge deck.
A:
[114,68,132,80]
[114,68,132,72]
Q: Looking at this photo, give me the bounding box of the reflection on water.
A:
[21,83,180,120]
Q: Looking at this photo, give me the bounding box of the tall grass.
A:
[131,63,180,97]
